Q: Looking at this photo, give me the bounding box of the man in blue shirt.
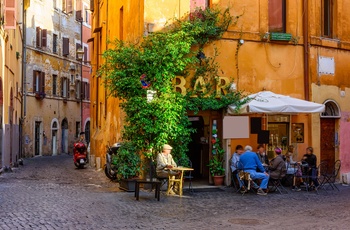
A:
[239,145,270,195]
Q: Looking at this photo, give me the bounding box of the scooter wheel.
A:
[104,166,117,180]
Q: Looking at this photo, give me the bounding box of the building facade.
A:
[22,0,90,157]
[0,0,23,169]
[90,0,350,185]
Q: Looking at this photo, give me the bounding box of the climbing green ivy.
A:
[100,7,244,162]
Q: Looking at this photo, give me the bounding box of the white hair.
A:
[244,145,253,152]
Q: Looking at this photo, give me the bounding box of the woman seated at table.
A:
[156,144,180,195]
[285,145,297,175]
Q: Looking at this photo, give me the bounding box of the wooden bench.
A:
[134,179,161,201]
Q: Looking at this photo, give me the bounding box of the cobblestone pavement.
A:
[1,154,350,230]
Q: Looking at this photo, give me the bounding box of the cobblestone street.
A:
[1,154,350,230]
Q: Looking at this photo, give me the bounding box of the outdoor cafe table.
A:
[167,166,194,196]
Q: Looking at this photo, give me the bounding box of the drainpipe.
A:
[303,0,309,101]
[21,0,27,159]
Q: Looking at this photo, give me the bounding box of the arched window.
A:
[321,100,340,118]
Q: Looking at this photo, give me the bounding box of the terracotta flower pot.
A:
[213,175,225,186]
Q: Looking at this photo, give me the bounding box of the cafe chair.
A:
[320,160,341,192]
[177,158,194,193]
[268,167,288,194]
[237,162,254,195]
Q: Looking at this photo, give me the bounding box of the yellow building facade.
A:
[90,0,350,185]
[0,0,23,169]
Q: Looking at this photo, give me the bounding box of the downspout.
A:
[303,0,309,100]
[21,1,27,158]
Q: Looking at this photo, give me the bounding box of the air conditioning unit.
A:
[341,172,350,184]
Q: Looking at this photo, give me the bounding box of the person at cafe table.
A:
[239,145,270,196]
[156,144,180,195]
[256,144,269,166]
[268,147,287,180]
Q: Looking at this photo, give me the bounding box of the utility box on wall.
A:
[341,172,350,184]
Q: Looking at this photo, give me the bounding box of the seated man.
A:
[238,145,270,195]
[230,145,245,190]
[156,144,180,195]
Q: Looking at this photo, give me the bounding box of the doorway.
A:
[187,110,222,184]
[61,118,68,154]
[34,121,41,156]
[320,118,335,167]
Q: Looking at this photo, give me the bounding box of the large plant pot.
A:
[119,179,137,192]
[213,175,225,186]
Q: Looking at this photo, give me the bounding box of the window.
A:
[322,0,334,37]
[4,0,16,29]
[33,70,45,93]
[36,27,47,48]
[70,74,75,83]
[84,6,89,23]
[82,82,90,100]
[53,34,57,53]
[63,37,69,57]
[84,46,88,63]
[268,0,286,33]
[119,7,123,40]
[61,77,70,98]
[62,0,73,14]
[76,43,82,60]
[52,74,57,96]
[76,80,81,99]
[76,122,81,138]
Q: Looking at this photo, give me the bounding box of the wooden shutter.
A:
[63,37,69,56]
[42,29,47,47]
[87,83,90,100]
[76,0,82,21]
[41,72,45,93]
[61,78,64,97]
[90,0,94,12]
[67,0,73,14]
[36,27,41,47]
[33,71,37,92]
[84,46,88,63]
[268,0,285,32]
[4,0,16,30]
[67,79,70,98]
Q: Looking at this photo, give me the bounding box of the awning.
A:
[227,91,325,114]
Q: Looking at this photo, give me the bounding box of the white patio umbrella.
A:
[227,91,325,114]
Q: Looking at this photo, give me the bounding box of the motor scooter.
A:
[104,142,121,180]
[73,142,87,169]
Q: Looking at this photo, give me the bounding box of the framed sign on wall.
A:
[292,123,304,143]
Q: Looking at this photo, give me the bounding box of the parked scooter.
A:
[104,142,121,180]
[73,142,88,169]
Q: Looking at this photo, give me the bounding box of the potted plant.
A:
[208,138,225,186]
[115,142,141,192]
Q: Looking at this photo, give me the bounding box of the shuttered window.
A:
[4,0,16,30]
[33,71,45,93]
[62,0,73,14]
[53,75,57,96]
[36,27,47,48]
[268,0,286,33]
[76,0,82,21]
[63,37,69,57]
[322,0,334,37]
[53,34,57,53]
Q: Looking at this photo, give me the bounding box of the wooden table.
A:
[167,167,194,196]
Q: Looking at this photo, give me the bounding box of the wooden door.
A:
[320,118,335,170]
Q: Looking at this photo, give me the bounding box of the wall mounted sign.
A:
[292,123,304,143]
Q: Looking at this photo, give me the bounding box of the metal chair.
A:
[183,160,194,193]
[320,160,341,191]
[268,163,288,194]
